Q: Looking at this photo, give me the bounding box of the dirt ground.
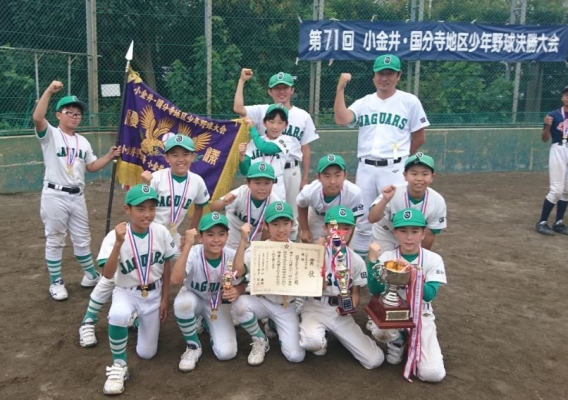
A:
[1,171,567,400]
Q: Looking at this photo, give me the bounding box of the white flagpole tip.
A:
[125,41,134,61]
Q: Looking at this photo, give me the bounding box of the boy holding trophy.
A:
[170,212,245,372]
[298,206,384,369]
[367,208,447,382]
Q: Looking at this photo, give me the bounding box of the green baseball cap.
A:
[247,162,276,181]
[317,154,346,174]
[268,72,294,88]
[373,54,401,73]
[265,103,289,119]
[405,152,435,172]
[265,201,294,223]
[56,95,87,112]
[392,208,427,228]
[325,205,355,226]
[165,134,195,153]
[199,212,229,232]
[125,184,158,206]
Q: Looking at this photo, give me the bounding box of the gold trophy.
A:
[330,221,355,315]
[221,261,235,304]
[365,261,415,328]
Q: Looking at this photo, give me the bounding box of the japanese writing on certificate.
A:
[249,242,324,297]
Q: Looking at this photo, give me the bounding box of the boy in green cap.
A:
[231,201,305,366]
[368,152,447,253]
[170,212,246,372]
[78,134,209,348]
[33,80,121,301]
[210,161,280,250]
[100,184,177,395]
[298,205,384,369]
[296,154,365,245]
[367,208,447,382]
[238,104,295,202]
[234,69,319,240]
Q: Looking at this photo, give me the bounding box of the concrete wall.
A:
[0,127,547,193]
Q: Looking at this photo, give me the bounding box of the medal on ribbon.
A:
[59,129,79,176]
[127,224,154,298]
[201,249,225,321]
[246,189,268,241]
[168,171,190,235]
[405,189,429,216]
[561,108,568,146]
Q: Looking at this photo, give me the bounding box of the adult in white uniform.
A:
[333,55,430,257]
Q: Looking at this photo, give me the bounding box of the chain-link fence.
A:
[1,0,567,135]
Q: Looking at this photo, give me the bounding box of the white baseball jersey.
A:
[321,246,367,296]
[222,184,281,249]
[36,123,97,187]
[348,90,429,159]
[182,245,242,300]
[245,104,319,161]
[296,180,365,241]
[244,244,295,304]
[379,248,446,311]
[98,222,177,288]
[149,168,210,233]
[371,184,447,245]
[245,134,294,200]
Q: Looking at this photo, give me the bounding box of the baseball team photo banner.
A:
[116,69,249,200]
[299,20,568,62]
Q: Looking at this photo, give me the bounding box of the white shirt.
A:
[36,123,97,187]
[245,134,294,200]
[296,179,365,240]
[97,222,177,288]
[222,184,281,250]
[348,90,429,159]
[149,168,210,242]
[182,245,243,301]
[371,184,447,244]
[245,104,319,161]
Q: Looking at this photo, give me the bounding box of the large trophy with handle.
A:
[330,221,355,315]
[365,260,415,328]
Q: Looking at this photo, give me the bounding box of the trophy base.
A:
[365,295,415,329]
[337,294,356,316]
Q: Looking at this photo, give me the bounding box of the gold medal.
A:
[283,296,289,309]
[211,309,218,321]
[169,223,176,235]
[141,285,149,298]
[67,165,73,175]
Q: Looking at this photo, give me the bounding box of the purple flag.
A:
[116,69,249,200]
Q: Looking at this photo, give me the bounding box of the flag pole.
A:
[105,41,134,234]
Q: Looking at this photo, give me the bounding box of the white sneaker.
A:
[263,319,278,339]
[81,272,101,288]
[127,312,138,329]
[103,363,129,395]
[386,336,407,365]
[49,278,68,301]
[248,337,270,366]
[178,345,202,372]
[79,323,97,348]
[313,343,327,356]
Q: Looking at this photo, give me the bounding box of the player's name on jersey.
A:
[119,252,167,275]
[189,280,223,293]
[157,195,192,209]
[283,124,304,141]
[56,147,89,160]
[251,150,283,160]
[233,211,261,225]
[357,112,408,129]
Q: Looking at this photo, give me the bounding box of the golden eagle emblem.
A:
[139,105,176,155]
